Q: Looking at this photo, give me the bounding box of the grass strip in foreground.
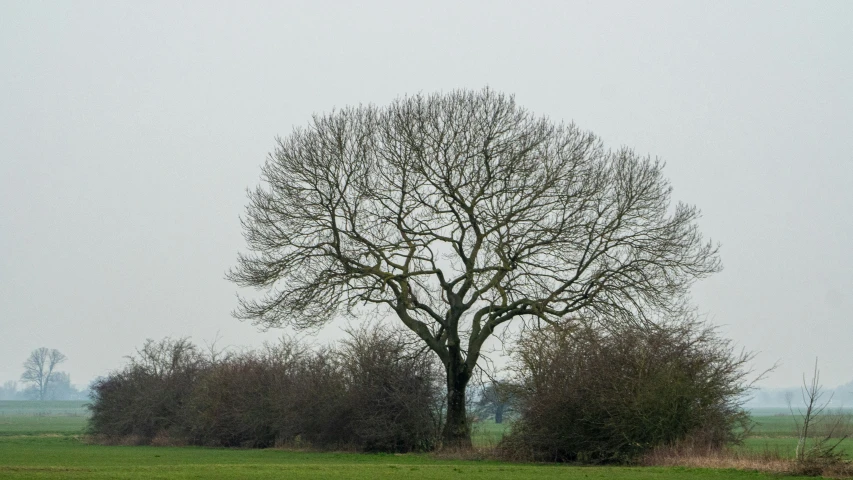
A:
[0,436,819,480]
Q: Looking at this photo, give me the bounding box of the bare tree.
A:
[21,347,67,401]
[789,360,851,466]
[229,89,721,446]
[0,380,19,400]
[477,383,515,424]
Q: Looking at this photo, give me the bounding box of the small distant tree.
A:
[21,347,67,401]
[45,372,79,400]
[788,360,852,475]
[475,382,515,424]
[0,381,19,400]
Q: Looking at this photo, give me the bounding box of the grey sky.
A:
[1,1,851,389]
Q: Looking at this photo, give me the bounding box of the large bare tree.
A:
[229,89,721,446]
[21,347,67,401]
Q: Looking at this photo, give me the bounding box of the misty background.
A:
[1,1,851,399]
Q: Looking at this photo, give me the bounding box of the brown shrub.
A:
[499,317,754,463]
[88,326,442,452]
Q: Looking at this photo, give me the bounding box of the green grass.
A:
[0,415,88,436]
[739,437,853,457]
[748,414,799,437]
[0,436,813,479]
[471,419,512,447]
[0,403,837,479]
[748,412,853,437]
[0,401,89,436]
[0,401,88,417]
[735,408,853,457]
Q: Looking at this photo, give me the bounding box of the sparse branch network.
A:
[229,88,721,446]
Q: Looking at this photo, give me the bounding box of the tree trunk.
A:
[495,404,504,424]
[441,358,472,448]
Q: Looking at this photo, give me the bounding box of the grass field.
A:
[471,418,512,447]
[0,436,817,479]
[0,401,844,479]
[0,401,89,436]
[0,401,89,417]
[738,408,853,457]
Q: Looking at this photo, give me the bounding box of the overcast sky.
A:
[1,1,851,390]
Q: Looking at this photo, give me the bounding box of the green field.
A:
[0,401,840,479]
[736,408,853,457]
[0,436,814,480]
[0,401,89,436]
[0,401,89,416]
[471,419,512,447]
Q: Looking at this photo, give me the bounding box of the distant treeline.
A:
[0,378,89,401]
[746,383,853,409]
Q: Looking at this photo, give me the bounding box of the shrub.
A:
[88,326,442,452]
[88,338,204,441]
[500,317,753,463]
[340,324,443,452]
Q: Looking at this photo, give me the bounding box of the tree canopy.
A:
[229,88,721,445]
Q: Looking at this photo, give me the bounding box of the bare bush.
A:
[339,324,443,452]
[499,316,754,463]
[788,361,853,477]
[88,338,204,440]
[88,327,441,452]
[183,351,290,447]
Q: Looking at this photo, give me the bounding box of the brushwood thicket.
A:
[88,325,443,452]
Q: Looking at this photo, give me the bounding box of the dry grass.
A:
[149,430,188,447]
[84,434,147,446]
[643,444,791,473]
[643,443,852,479]
[85,432,189,447]
[429,445,498,462]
